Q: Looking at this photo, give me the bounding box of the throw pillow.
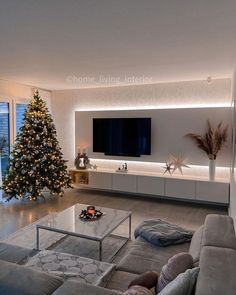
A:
[157,252,193,292]
[123,285,153,295]
[157,267,199,295]
[128,271,158,289]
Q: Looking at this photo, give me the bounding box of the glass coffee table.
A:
[36,204,132,261]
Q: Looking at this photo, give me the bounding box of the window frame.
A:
[0,96,30,145]
[0,96,14,146]
[13,97,30,140]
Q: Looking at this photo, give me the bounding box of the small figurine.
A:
[116,163,128,173]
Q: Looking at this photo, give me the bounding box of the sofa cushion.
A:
[0,243,36,264]
[123,285,153,295]
[188,225,203,264]
[52,280,119,295]
[106,271,139,292]
[195,246,236,295]
[129,271,158,289]
[117,238,189,274]
[158,267,199,295]
[202,214,236,250]
[157,252,193,292]
[0,259,63,295]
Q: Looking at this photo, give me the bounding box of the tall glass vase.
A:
[209,159,216,181]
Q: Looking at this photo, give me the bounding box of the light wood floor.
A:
[0,188,227,240]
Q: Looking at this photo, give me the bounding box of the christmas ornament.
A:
[162,162,174,175]
[169,154,190,175]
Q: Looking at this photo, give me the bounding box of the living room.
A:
[0,1,235,295]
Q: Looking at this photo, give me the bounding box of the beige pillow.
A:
[123,285,153,295]
[157,252,193,292]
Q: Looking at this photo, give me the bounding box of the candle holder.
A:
[79,206,103,221]
[74,152,90,170]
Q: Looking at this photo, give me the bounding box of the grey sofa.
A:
[0,214,235,295]
[108,214,236,295]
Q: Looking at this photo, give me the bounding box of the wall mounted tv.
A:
[93,118,151,157]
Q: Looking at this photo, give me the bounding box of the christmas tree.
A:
[2,90,72,201]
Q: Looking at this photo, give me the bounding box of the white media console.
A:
[69,168,229,205]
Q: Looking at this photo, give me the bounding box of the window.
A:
[16,103,28,135]
[0,102,10,180]
[0,98,29,184]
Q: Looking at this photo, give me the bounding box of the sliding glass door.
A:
[0,99,29,187]
[0,101,11,183]
[15,103,28,135]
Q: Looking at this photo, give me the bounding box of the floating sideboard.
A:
[69,168,230,205]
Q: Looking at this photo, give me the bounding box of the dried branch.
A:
[185,121,228,160]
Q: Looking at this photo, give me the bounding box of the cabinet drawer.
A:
[113,174,137,193]
[165,179,195,200]
[88,172,112,190]
[138,176,164,196]
[196,181,229,204]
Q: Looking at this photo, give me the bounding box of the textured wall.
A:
[51,78,231,166]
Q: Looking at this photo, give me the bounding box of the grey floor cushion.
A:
[134,219,193,247]
[0,259,63,295]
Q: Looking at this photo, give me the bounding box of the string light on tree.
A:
[2,90,72,201]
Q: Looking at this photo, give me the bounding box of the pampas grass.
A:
[185,120,228,160]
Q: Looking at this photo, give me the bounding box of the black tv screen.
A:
[93,118,151,157]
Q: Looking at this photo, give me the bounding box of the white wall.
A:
[51,78,231,167]
[75,108,231,167]
[0,79,51,108]
[0,79,34,99]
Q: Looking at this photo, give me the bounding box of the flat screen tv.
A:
[93,118,151,157]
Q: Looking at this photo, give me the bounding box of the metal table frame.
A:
[36,213,132,261]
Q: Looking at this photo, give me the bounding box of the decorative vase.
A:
[74,153,90,170]
[209,159,216,181]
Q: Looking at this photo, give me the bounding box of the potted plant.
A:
[185,120,228,180]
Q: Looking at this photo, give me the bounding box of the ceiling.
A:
[0,0,236,90]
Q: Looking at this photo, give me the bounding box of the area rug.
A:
[48,235,128,262]
[1,215,131,262]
